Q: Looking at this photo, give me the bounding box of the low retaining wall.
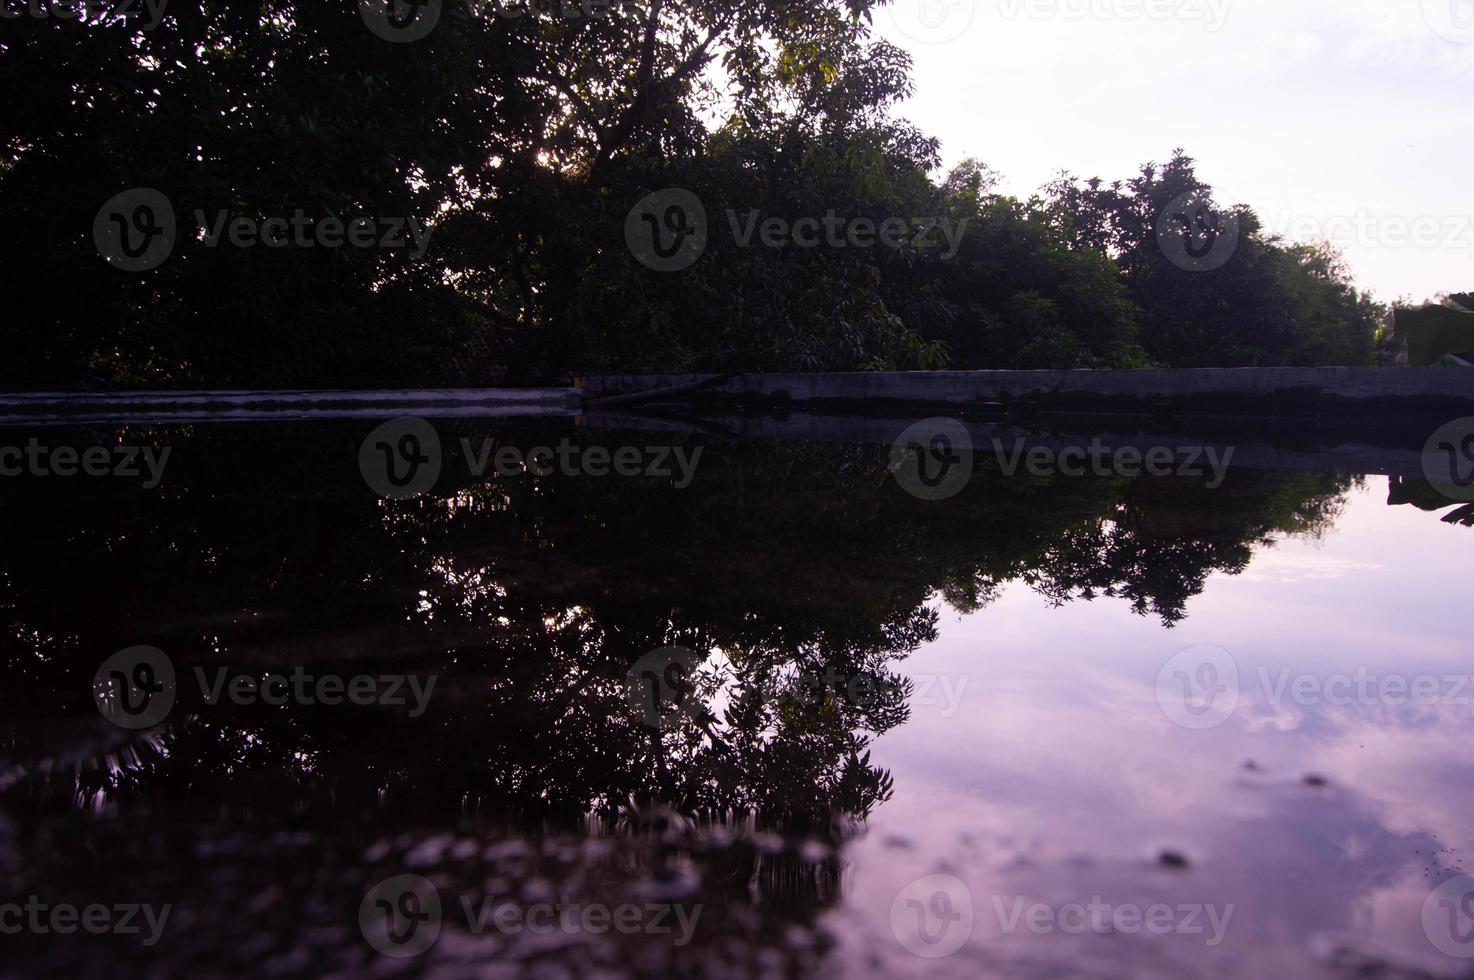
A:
[0,388,583,424]
[580,368,1474,421]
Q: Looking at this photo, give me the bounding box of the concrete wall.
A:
[0,388,582,424]
[580,368,1474,421]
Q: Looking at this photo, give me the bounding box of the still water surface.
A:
[847,477,1473,977]
[0,420,1469,977]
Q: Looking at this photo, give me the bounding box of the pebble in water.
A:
[1157,850,1190,870]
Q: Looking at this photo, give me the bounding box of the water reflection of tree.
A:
[1387,475,1474,526]
[0,423,1355,829]
[1023,472,1353,625]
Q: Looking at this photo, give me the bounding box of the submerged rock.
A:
[1157,850,1191,870]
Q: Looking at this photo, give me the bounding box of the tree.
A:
[2,12,1387,384]
[1046,150,1380,368]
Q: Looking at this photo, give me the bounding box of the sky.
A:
[871,0,1474,304]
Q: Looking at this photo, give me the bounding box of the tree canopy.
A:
[1,2,1387,386]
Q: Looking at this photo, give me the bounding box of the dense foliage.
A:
[1045,153,1382,368]
[1,1,1384,386]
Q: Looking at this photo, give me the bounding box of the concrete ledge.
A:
[0,388,583,424]
[580,368,1474,421]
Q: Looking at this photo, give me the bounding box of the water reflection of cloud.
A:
[1236,551,1381,584]
[846,476,1474,976]
[837,730,1466,977]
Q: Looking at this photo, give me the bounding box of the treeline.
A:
[1,1,1383,387]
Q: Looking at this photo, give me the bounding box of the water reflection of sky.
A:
[833,477,1474,978]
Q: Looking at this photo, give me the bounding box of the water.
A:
[0,419,1469,977]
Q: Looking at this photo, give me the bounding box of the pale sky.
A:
[873,0,1474,303]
